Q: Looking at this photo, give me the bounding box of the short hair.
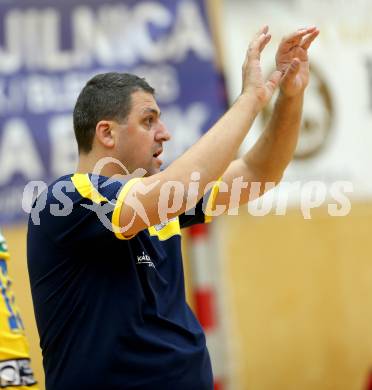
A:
[73,72,155,153]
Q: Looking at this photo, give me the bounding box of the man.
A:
[28,26,319,389]
[0,229,38,389]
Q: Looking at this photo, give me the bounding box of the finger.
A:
[254,25,269,39]
[287,26,317,41]
[246,32,271,62]
[281,58,301,82]
[265,70,282,96]
[251,25,270,53]
[280,26,317,49]
[244,25,271,67]
[259,33,271,52]
[301,29,320,50]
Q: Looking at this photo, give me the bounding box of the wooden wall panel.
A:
[222,203,372,390]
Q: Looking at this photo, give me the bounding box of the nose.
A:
[155,120,171,142]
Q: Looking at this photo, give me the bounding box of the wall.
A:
[222,202,372,390]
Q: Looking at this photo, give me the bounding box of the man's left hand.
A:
[276,26,319,97]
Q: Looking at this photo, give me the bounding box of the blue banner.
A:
[0,0,227,225]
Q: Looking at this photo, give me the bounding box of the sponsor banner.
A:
[222,0,372,204]
[0,0,227,224]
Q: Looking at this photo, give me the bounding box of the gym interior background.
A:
[2,0,372,389]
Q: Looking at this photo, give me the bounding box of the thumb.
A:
[265,70,282,96]
[282,58,301,82]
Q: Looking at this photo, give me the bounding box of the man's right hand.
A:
[241,25,283,111]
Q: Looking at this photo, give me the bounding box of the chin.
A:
[146,167,160,177]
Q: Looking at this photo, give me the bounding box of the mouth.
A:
[153,149,163,159]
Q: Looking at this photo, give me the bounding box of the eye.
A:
[144,116,154,129]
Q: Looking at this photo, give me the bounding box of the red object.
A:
[189,223,209,238]
[194,288,216,331]
[365,370,372,390]
[214,380,223,390]
[188,224,223,390]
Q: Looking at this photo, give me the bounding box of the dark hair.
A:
[73,72,155,153]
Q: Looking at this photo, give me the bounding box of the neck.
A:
[77,152,126,177]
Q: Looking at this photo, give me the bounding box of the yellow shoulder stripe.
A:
[71,174,108,204]
[204,178,222,224]
[148,218,181,241]
[0,252,10,260]
[112,178,141,240]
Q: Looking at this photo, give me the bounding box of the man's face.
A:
[114,90,171,176]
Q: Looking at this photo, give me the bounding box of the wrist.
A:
[278,89,305,101]
[237,92,262,115]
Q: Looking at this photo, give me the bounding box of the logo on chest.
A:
[136,252,155,268]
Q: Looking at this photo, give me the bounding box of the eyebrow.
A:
[142,108,161,117]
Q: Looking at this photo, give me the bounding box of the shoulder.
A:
[27,174,136,246]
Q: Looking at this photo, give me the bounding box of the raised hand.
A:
[241,26,283,111]
[276,26,320,97]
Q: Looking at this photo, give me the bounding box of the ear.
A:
[95,120,115,149]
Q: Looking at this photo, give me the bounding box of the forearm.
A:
[120,94,260,234]
[242,91,303,183]
[119,26,284,233]
[197,26,318,208]
[165,93,258,190]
